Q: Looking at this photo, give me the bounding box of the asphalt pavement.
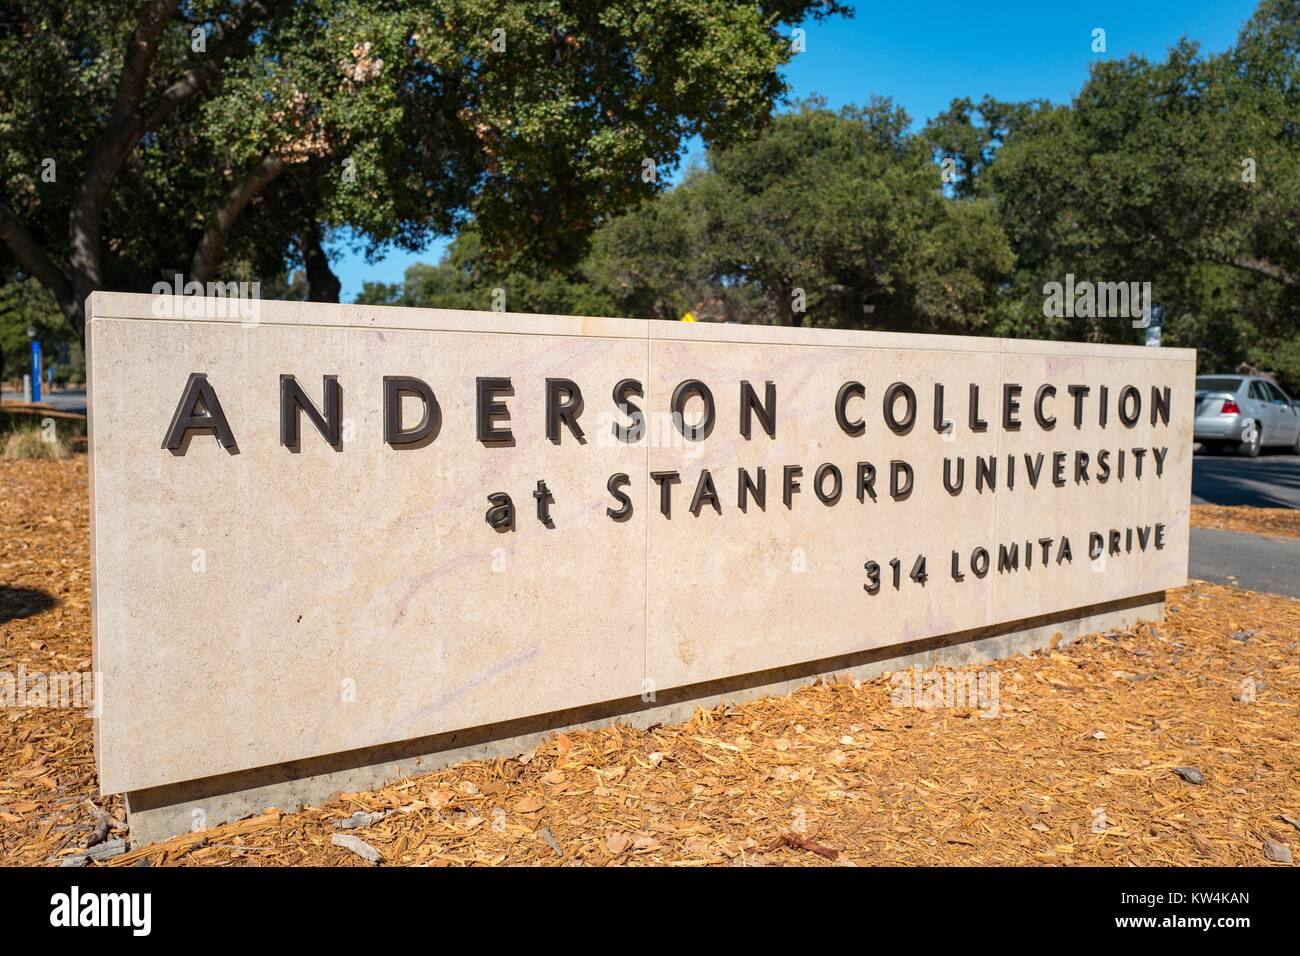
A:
[1188,448,1300,597]
[1192,449,1300,509]
[0,387,87,415]
[1188,527,1300,598]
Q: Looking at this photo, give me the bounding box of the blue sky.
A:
[330,0,1260,301]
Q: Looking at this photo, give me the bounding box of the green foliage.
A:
[688,100,1015,331]
[383,1,1300,391]
[922,95,1049,199]
[1,0,847,327]
[5,0,1295,392]
[978,0,1300,384]
[386,102,1017,333]
[0,278,78,386]
[364,229,619,317]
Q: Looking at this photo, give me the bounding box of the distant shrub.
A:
[3,425,69,459]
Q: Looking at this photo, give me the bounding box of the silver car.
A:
[1194,374,1300,456]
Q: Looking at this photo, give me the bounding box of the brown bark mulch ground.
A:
[2,458,1297,866]
[1191,504,1300,540]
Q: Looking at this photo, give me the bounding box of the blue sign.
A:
[30,340,42,403]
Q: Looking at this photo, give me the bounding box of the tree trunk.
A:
[300,219,341,303]
[0,1,283,340]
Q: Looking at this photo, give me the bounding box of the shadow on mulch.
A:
[0,585,55,624]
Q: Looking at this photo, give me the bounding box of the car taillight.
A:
[1221,400,1241,414]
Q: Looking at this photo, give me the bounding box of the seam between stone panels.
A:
[1180,364,1197,584]
[643,334,652,687]
[992,346,1005,627]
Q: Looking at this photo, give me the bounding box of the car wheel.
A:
[1238,429,1262,457]
[1292,430,1300,455]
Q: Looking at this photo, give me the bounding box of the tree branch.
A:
[1226,254,1298,288]
[142,0,290,133]
[0,202,77,321]
[190,157,288,284]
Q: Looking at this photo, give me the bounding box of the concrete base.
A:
[125,591,1164,847]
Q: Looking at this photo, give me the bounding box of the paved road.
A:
[1188,449,1300,597]
[1192,448,1300,509]
[1188,527,1300,599]
[0,387,87,415]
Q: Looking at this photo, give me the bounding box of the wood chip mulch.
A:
[0,458,122,865]
[1191,503,1300,540]
[2,459,1297,867]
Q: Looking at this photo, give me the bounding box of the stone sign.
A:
[87,292,1192,830]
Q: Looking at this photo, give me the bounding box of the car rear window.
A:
[1196,377,1242,392]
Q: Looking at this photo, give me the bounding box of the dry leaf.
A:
[606,832,631,855]
[511,796,545,814]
